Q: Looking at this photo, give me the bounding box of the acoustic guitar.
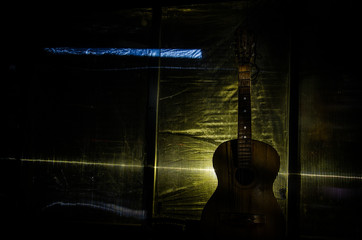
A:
[200,28,285,239]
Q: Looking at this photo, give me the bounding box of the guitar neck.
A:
[237,64,252,167]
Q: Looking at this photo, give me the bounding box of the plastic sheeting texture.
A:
[155,2,289,220]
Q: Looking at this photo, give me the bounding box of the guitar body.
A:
[201,139,285,240]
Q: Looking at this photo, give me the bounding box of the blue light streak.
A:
[44,47,202,59]
[44,201,146,219]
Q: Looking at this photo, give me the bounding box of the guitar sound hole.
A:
[235,168,255,186]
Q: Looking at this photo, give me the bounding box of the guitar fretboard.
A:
[237,64,252,167]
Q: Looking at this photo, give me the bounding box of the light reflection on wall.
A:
[287,172,362,180]
[20,158,215,173]
[44,47,203,59]
[43,201,147,220]
[20,158,362,180]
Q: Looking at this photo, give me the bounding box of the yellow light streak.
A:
[19,159,362,180]
[279,172,362,180]
[20,158,144,168]
[156,166,215,172]
[19,158,215,172]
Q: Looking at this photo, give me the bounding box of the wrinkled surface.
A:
[155,2,289,220]
[1,1,289,227]
[44,47,202,59]
[2,2,362,239]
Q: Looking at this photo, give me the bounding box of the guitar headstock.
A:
[235,27,256,66]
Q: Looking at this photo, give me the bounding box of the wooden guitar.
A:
[200,28,285,239]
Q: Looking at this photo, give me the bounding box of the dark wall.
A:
[1,1,362,239]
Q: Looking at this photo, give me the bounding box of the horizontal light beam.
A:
[16,159,362,180]
[20,158,143,168]
[44,201,146,220]
[44,47,202,59]
[279,172,362,180]
[19,158,214,172]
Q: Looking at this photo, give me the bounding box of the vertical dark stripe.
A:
[287,1,301,238]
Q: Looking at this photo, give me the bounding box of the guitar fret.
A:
[237,153,252,157]
[238,148,251,152]
[237,160,251,166]
[238,158,251,162]
[238,147,251,151]
[238,149,251,153]
[239,79,251,87]
[238,133,251,136]
[239,87,251,94]
[238,146,251,149]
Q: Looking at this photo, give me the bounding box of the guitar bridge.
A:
[219,213,266,226]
